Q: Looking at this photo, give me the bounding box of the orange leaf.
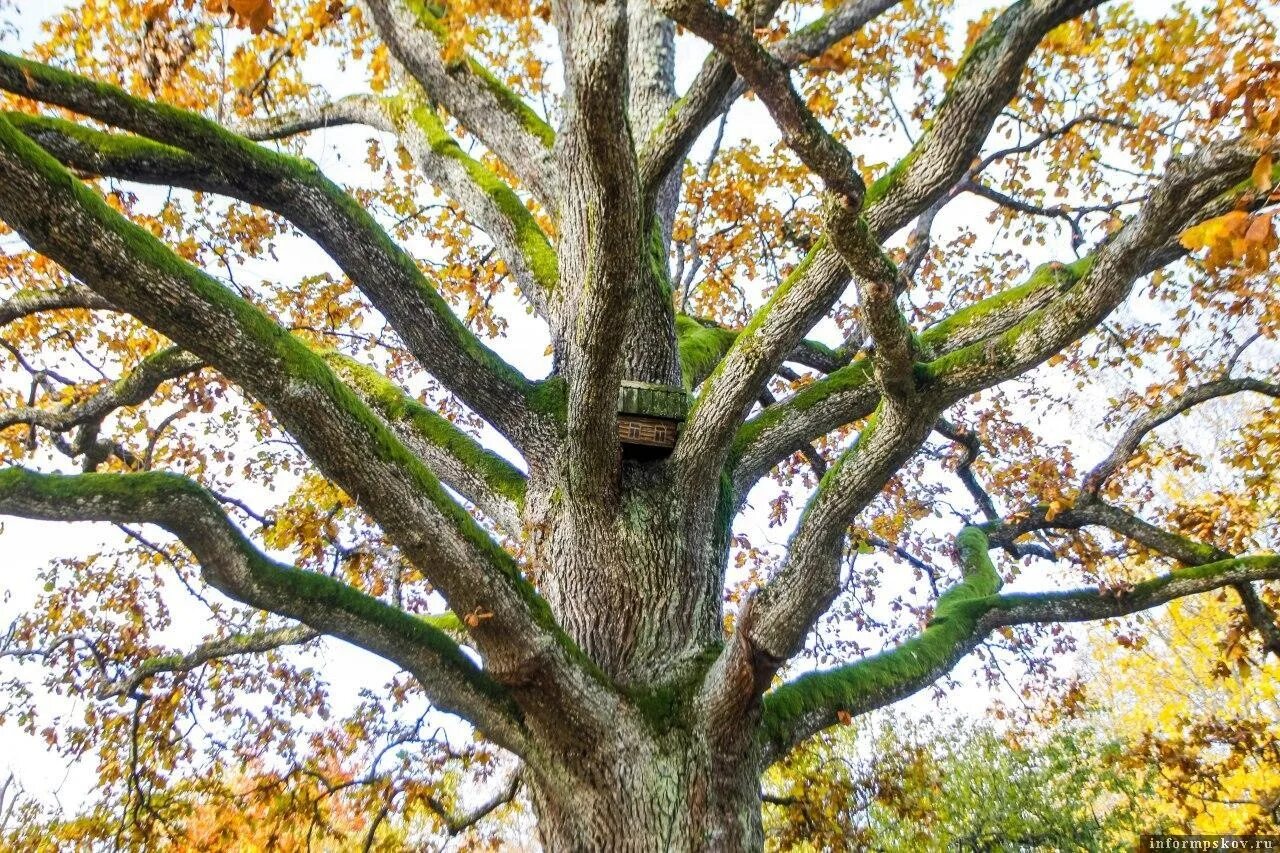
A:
[1179,211,1248,252]
[463,607,494,628]
[211,0,274,32]
[1245,211,1274,245]
[1252,153,1274,192]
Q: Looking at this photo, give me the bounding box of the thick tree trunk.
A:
[528,465,727,686]
[525,727,763,851]
[521,460,763,849]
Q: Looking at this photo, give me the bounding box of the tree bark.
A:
[525,725,764,850]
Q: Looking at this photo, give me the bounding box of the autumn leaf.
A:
[1245,211,1274,244]
[463,607,494,627]
[1177,210,1277,272]
[1252,153,1274,192]
[207,0,274,32]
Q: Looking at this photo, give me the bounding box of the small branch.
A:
[864,533,940,596]
[0,285,114,327]
[1,627,113,675]
[235,94,390,141]
[425,768,521,836]
[96,625,319,700]
[933,418,1055,562]
[0,347,202,437]
[971,113,1143,177]
[0,467,532,755]
[1083,377,1280,495]
[1234,583,1280,660]
[655,0,862,204]
[760,526,1280,761]
[864,1,1107,240]
[359,0,557,207]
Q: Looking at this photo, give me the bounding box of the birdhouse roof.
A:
[618,380,688,420]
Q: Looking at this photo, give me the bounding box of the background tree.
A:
[764,718,1154,851]
[1086,594,1280,835]
[1077,393,1280,835]
[1,0,1279,847]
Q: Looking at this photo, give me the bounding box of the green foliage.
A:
[764,718,1157,852]
[761,526,999,748]
[864,719,1155,852]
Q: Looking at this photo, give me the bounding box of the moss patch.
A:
[324,352,527,506]
[675,314,737,390]
[396,98,558,293]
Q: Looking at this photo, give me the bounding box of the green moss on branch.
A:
[1,57,537,411]
[0,467,518,710]
[323,352,527,506]
[675,314,737,389]
[399,0,555,148]
[395,99,558,293]
[759,527,1000,750]
[731,358,875,460]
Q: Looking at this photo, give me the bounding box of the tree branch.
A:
[745,398,938,662]
[822,204,915,397]
[0,347,202,437]
[0,59,550,454]
[675,242,852,492]
[383,83,559,318]
[0,284,114,327]
[702,397,941,743]
[670,1,1097,486]
[927,138,1269,397]
[639,0,898,196]
[0,114,594,713]
[324,351,527,538]
[675,313,856,390]
[97,625,320,700]
[426,767,521,836]
[734,139,1279,496]
[991,497,1280,658]
[933,418,1056,561]
[863,0,1107,239]
[359,0,557,208]
[760,526,1280,761]
[0,467,530,753]
[235,94,389,141]
[549,0,647,502]
[730,357,878,495]
[655,0,861,203]
[1083,377,1280,494]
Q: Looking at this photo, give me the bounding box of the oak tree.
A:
[1,0,1279,847]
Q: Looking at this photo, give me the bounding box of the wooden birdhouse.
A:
[617,380,688,460]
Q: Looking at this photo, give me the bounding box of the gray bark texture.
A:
[1,0,1279,848]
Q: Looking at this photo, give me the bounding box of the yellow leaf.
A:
[1180,211,1246,251]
